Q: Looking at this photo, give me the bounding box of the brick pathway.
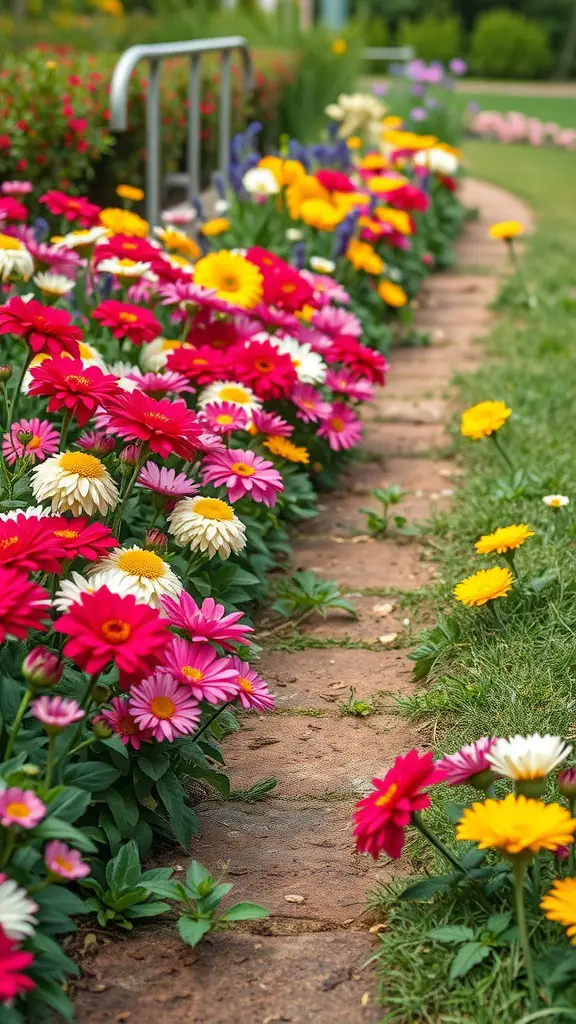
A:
[74,179,533,1023]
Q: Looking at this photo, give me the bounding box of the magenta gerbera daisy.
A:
[435,738,497,788]
[161,593,254,650]
[325,368,375,402]
[2,418,59,466]
[201,448,284,506]
[126,370,195,399]
[229,656,275,711]
[137,460,198,498]
[318,402,362,451]
[250,408,293,438]
[291,383,331,424]
[128,669,201,742]
[99,696,152,750]
[199,401,248,436]
[162,639,240,703]
[312,305,362,338]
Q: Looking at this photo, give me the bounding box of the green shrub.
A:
[470,10,552,79]
[398,15,462,65]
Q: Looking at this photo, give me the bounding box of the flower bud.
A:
[0,365,12,382]
[22,646,63,689]
[145,528,167,553]
[558,769,576,799]
[77,431,116,457]
[554,844,570,862]
[16,430,34,447]
[91,716,113,740]
[90,682,111,705]
[119,444,140,468]
[22,764,40,777]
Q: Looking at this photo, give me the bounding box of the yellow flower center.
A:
[145,411,170,425]
[216,414,234,425]
[119,311,138,324]
[254,359,274,373]
[194,497,234,521]
[27,435,41,450]
[54,855,74,872]
[150,696,176,719]
[238,676,254,693]
[122,242,138,251]
[118,714,138,735]
[181,666,204,682]
[375,783,398,808]
[231,462,255,477]
[6,802,30,818]
[54,529,79,539]
[161,339,183,351]
[218,385,250,405]
[221,274,239,291]
[0,536,18,551]
[101,618,132,643]
[65,374,91,388]
[117,549,166,579]
[0,234,23,251]
[330,417,344,431]
[59,452,105,479]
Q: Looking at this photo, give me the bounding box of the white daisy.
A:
[310,256,336,274]
[31,451,119,516]
[168,495,246,560]
[487,733,572,780]
[33,271,75,298]
[414,147,458,176]
[161,205,196,226]
[0,876,38,940]
[214,199,229,215]
[53,226,108,250]
[242,167,280,197]
[0,505,54,523]
[0,235,34,282]
[140,337,193,373]
[53,570,142,613]
[161,253,194,276]
[86,546,183,609]
[96,257,156,281]
[197,380,262,415]
[543,495,569,508]
[285,228,303,242]
[270,335,327,385]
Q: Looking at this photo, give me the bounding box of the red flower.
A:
[105,390,203,460]
[0,296,83,356]
[387,183,429,213]
[330,336,389,386]
[167,345,232,386]
[353,749,446,859]
[49,516,119,562]
[28,357,118,427]
[54,587,171,687]
[246,249,315,313]
[0,514,66,574]
[0,926,35,1005]
[0,135,11,152]
[315,169,355,193]
[39,190,101,227]
[94,234,158,264]
[236,340,297,400]
[441,175,457,193]
[0,567,50,643]
[0,197,27,222]
[92,300,161,346]
[245,246,285,276]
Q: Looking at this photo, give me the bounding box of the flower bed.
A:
[468,108,576,151]
[0,95,464,1019]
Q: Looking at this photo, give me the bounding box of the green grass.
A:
[373,144,576,1021]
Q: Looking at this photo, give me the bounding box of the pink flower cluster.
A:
[469,109,576,151]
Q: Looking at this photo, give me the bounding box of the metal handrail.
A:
[109,37,253,228]
[362,46,415,62]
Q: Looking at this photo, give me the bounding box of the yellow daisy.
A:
[378,280,408,308]
[193,251,263,309]
[99,207,149,238]
[263,436,310,464]
[457,794,576,856]
[116,184,144,202]
[460,400,511,440]
[475,524,534,555]
[489,220,523,241]
[346,239,384,276]
[453,566,513,607]
[541,878,576,942]
[200,218,231,237]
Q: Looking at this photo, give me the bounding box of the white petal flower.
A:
[242,167,280,197]
[0,235,34,282]
[310,256,336,274]
[0,505,54,523]
[285,228,303,242]
[543,494,569,508]
[270,335,327,385]
[31,452,119,516]
[96,258,155,280]
[214,199,229,215]
[487,733,572,780]
[140,337,192,373]
[168,495,246,560]
[53,570,140,613]
[414,147,459,175]
[86,546,182,609]
[33,271,75,297]
[0,877,38,940]
[197,380,261,415]
[53,226,108,250]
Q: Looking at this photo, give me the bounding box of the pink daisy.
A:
[99,696,152,750]
[45,840,90,880]
[76,430,116,456]
[163,639,240,703]
[0,788,46,829]
[126,279,157,305]
[229,657,275,711]
[250,408,293,438]
[31,696,84,732]
[312,306,362,338]
[201,448,284,506]
[158,280,242,317]
[318,402,362,451]
[126,370,195,398]
[435,738,497,787]
[2,418,59,466]
[292,383,331,424]
[325,369,375,402]
[301,270,350,305]
[199,401,248,436]
[249,303,300,332]
[161,593,254,650]
[1,181,33,196]
[129,670,201,742]
[137,461,198,498]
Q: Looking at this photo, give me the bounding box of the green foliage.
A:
[360,484,409,537]
[398,15,462,64]
[470,10,552,79]
[338,687,374,717]
[272,570,357,620]
[428,912,515,981]
[82,841,171,929]
[408,614,462,680]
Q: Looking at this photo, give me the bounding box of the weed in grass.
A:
[338,687,374,718]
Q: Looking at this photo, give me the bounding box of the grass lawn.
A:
[373,143,576,1020]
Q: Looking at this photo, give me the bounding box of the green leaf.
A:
[427,925,476,945]
[33,976,74,1021]
[399,875,459,901]
[33,816,96,852]
[106,840,142,891]
[64,761,121,791]
[177,916,212,947]
[449,942,491,980]
[48,786,91,823]
[219,901,270,922]
[107,787,139,837]
[186,860,213,892]
[156,771,194,848]
[486,911,512,936]
[138,752,170,780]
[444,802,465,825]
[127,901,171,918]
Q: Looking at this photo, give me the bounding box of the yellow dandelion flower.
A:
[489,220,523,241]
[200,217,231,238]
[116,184,144,202]
[378,280,408,308]
[346,239,384,276]
[99,207,149,238]
[460,400,511,440]
[193,251,263,309]
[331,38,347,55]
[475,524,534,555]
[453,566,513,607]
[541,878,576,942]
[263,436,310,464]
[457,794,576,856]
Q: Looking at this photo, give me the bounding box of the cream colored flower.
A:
[87,546,182,609]
[140,337,193,373]
[96,257,156,281]
[487,733,572,780]
[33,272,75,298]
[168,495,246,559]
[53,569,140,613]
[0,234,34,282]
[53,226,108,250]
[310,256,336,274]
[270,335,327,385]
[0,505,53,523]
[0,876,38,940]
[325,92,387,140]
[543,494,569,508]
[31,451,119,516]
[414,148,459,175]
[197,380,262,415]
[286,228,303,242]
[242,167,280,196]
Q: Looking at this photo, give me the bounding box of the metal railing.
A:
[109,37,253,229]
[362,45,415,63]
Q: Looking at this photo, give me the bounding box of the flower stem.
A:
[0,830,16,869]
[194,700,235,742]
[4,690,32,761]
[44,735,56,790]
[490,431,514,472]
[59,409,73,451]
[111,445,148,538]
[570,802,576,876]
[6,349,32,430]
[411,813,465,873]
[513,857,538,1011]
